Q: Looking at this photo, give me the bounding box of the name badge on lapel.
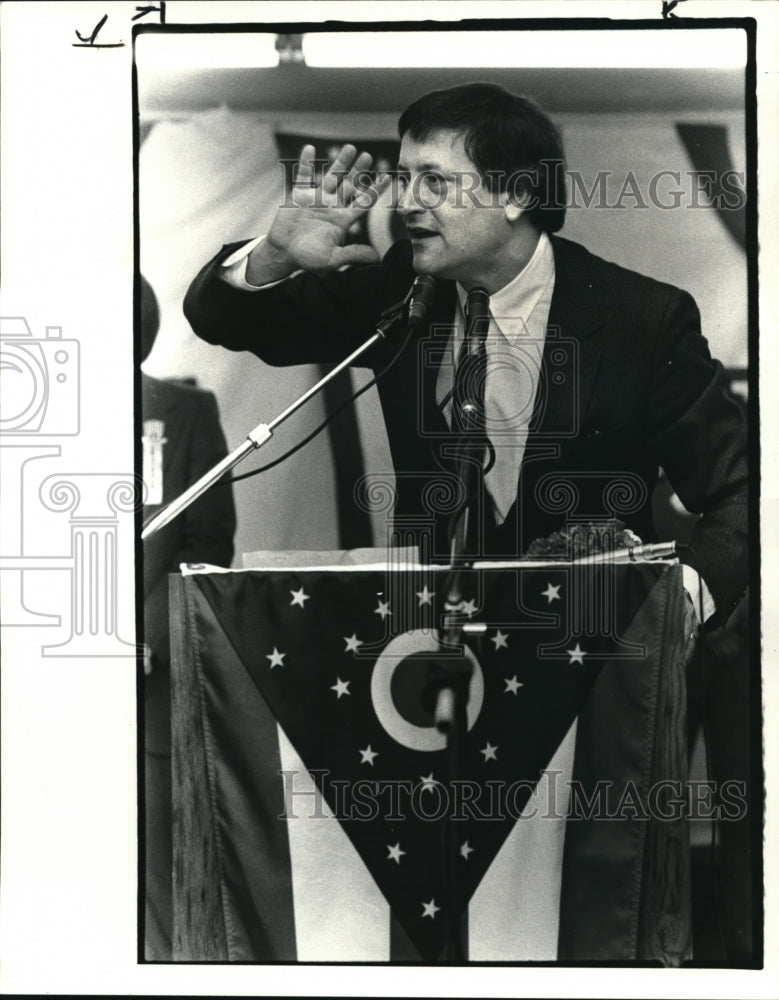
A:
[142,419,167,505]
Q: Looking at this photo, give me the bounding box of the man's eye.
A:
[422,172,445,190]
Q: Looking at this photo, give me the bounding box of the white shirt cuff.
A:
[220,235,303,291]
[220,236,266,290]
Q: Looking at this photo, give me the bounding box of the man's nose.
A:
[396,178,424,217]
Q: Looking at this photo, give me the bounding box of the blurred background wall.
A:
[137,35,747,564]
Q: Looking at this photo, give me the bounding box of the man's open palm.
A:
[265,143,390,272]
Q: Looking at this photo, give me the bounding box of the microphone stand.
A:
[141,286,425,541]
[431,585,471,962]
[427,286,490,959]
[427,419,486,961]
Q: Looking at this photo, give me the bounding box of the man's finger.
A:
[349,172,392,216]
[338,151,375,204]
[321,144,359,194]
[294,144,317,187]
[332,242,381,268]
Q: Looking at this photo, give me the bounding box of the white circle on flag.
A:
[370,630,484,751]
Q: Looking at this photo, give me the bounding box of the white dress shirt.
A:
[436,232,555,524]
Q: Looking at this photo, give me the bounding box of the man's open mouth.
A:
[407,227,439,241]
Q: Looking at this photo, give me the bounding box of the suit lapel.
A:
[419,280,458,472]
[531,237,603,438]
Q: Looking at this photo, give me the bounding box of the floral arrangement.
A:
[523,520,643,560]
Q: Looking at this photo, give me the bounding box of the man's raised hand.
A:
[246,143,390,285]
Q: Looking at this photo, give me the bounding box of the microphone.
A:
[408,274,437,328]
[629,541,678,561]
[375,275,437,337]
[465,286,490,316]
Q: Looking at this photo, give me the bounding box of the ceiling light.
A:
[135,32,279,70]
[302,29,746,70]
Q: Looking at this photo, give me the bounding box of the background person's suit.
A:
[142,371,236,958]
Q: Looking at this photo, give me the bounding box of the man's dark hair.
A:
[398,82,566,234]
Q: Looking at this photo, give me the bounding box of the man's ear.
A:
[503,189,533,223]
[504,201,523,222]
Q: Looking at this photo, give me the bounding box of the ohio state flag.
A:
[169,560,694,963]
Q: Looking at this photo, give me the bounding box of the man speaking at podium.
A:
[181,82,752,960]
[183,82,748,626]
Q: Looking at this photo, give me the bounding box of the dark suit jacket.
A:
[142,373,236,753]
[183,236,748,622]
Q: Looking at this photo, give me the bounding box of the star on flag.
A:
[266,647,286,668]
[504,675,523,695]
[330,677,350,699]
[359,744,378,766]
[461,598,478,618]
[567,642,586,665]
[289,587,309,608]
[374,599,391,620]
[542,582,561,603]
[416,586,435,606]
[419,772,438,793]
[460,841,474,860]
[387,842,406,864]
[480,741,498,762]
[422,898,440,919]
[491,630,509,650]
[343,634,363,654]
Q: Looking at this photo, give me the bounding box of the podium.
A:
[169,556,695,963]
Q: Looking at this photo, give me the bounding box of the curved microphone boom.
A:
[143,274,437,541]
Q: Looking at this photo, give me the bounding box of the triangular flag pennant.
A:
[180,561,684,962]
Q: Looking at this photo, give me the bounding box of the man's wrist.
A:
[245,237,296,287]
[220,236,299,291]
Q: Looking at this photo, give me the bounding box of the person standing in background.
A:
[140,275,236,959]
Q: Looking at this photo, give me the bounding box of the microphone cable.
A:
[438,389,497,552]
[219,319,416,486]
